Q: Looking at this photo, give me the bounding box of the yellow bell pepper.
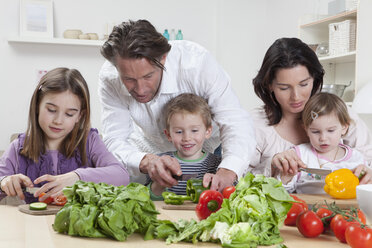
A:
[324,168,359,199]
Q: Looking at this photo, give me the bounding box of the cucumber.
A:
[29,202,47,211]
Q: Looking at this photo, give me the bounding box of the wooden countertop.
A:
[0,200,349,248]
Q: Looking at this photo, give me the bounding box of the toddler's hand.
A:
[272,149,306,176]
[352,164,372,184]
[0,174,33,200]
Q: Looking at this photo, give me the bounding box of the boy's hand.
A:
[0,174,33,200]
[150,181,166,196]
[271,149,306,176]
[139,154,181,188]
[203,169,236,192]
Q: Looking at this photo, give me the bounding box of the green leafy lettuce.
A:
[53,181,159,241]
[155,173,293,247]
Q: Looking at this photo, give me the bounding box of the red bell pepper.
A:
[195,190,224,220]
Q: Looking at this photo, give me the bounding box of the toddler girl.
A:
[273,92,371,193]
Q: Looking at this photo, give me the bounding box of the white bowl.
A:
[356,184,372,225]
[63,29,82,39]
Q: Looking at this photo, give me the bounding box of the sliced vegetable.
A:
[324,168,359,199]
[30,202,47,210]
[222,186,236,199]
[38,192,53,204]
[54,195,67,206]
[186,178,209,203]
[162,192,191,205]
[195,190,224,220]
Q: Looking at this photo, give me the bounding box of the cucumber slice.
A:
[29,202,47,210]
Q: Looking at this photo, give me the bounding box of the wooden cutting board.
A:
[294,194,358,209]
[18,204,62,215]
[162,201,196,210]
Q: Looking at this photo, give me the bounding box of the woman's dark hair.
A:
[101,19,171,70]
[253,37,324,125]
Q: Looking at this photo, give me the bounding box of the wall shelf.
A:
[7,36,104,47]
[318,51,356,63]
[300,9,357,29]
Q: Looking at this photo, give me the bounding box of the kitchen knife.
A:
[172,173,198,181]
[299,168,332,176]
[23,187,41,194]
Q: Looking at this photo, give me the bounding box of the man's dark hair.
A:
[101,19,171,70]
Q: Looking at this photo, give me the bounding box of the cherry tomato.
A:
[331,210,367,243]
[290,194,308,210]
[285,202,306,226]
[54,195,67,206]
[296,210,324,238]
[345,224,372,248]
[195,190,223,220]
[38,192,53,204]
[222,186,236,199]
[284,195,308,226]
[316,206,334,231]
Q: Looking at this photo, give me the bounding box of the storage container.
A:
[328,19,356,56]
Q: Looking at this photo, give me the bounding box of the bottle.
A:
[176,29,183,40]
[170,29,176,40]
[163,29,169,40]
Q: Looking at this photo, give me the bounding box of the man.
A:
[98,19,256,191]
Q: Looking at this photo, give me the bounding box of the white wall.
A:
[1,0,371,152]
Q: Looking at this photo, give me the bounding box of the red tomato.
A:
[38,192,53,204]
[290,194,308,211]
[195,190,224,220]
[345,224,372,248]
[54,195,67,206]
[222,186,236,199]
[285,202,306,226]
[284,195,308,226]
[296,210,324,238]
[331,210,367,243]
[316,206,334,231]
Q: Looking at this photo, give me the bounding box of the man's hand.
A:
[139,154,181,188]
[202,168,237,192]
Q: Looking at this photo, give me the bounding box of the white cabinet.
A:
[298,9,357,104]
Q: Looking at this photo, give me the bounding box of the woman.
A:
[248,37,372,183]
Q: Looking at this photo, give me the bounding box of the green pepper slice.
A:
[162,192,191,205]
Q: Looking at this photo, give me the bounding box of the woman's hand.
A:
[352,164,372,184]
[272,149,306,176]
[0,174,33,200]
[33,172,80,201]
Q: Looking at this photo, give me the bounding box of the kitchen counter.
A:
[0,201,349,248]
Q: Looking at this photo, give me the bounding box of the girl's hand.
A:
[33,172,80,201]
[272,149,307,176]
[352,164,372,184]
[151,181,166,196]
[0,174,33,200]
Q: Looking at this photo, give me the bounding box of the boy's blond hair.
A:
[302,92,351,133]
[164,93,212,130]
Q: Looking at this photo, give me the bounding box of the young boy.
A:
[147,93,221,199]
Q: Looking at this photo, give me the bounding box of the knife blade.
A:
[172,173,198,181]
[299,168,332,176]
[23,187,41,194]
